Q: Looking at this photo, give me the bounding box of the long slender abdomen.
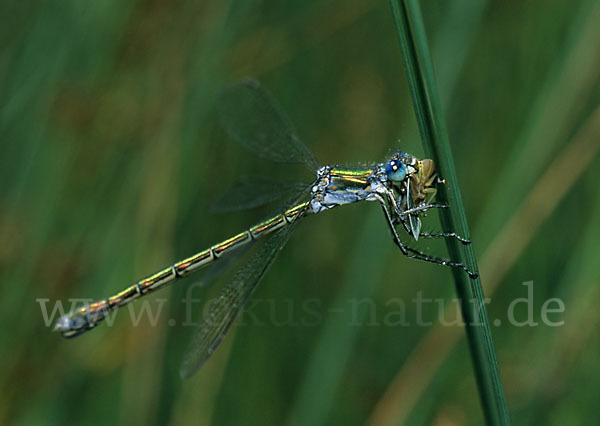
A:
[54,201,310,337]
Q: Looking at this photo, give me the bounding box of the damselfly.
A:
[54,79,476,378]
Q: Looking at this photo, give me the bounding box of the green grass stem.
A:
[388,1,511,425]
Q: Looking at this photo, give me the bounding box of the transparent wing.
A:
[211,177,307,213]
[406,179,422,240]
[197,243,252,288]
[203,183,311,297]
[217,79,318,171]
[179,218,302,379]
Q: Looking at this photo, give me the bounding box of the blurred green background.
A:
[2,0,600,425]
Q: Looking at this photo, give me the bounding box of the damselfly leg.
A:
[373,193,477,278]
[415,231,471,245]
[390,198,472,245]
[394,212,472,245]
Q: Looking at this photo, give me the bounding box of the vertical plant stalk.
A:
[388,1,511,425]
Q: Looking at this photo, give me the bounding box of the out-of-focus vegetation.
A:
[1,1,599,425]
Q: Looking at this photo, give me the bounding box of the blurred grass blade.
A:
[431,0,487,104]
[286,211,387,426]
[474,0,600,247]
[389,1,511,425]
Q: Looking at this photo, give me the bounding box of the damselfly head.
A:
[385,152,420,182]
[385,157,407,182]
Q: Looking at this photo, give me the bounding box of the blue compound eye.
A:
[385,159,407,182]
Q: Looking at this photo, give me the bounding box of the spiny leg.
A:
[398,203,448,216]
[376,197,477,278]
[395,214,471,245]
[393,203,471,245]
[402,246,478,279]
[418,231,471,245]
